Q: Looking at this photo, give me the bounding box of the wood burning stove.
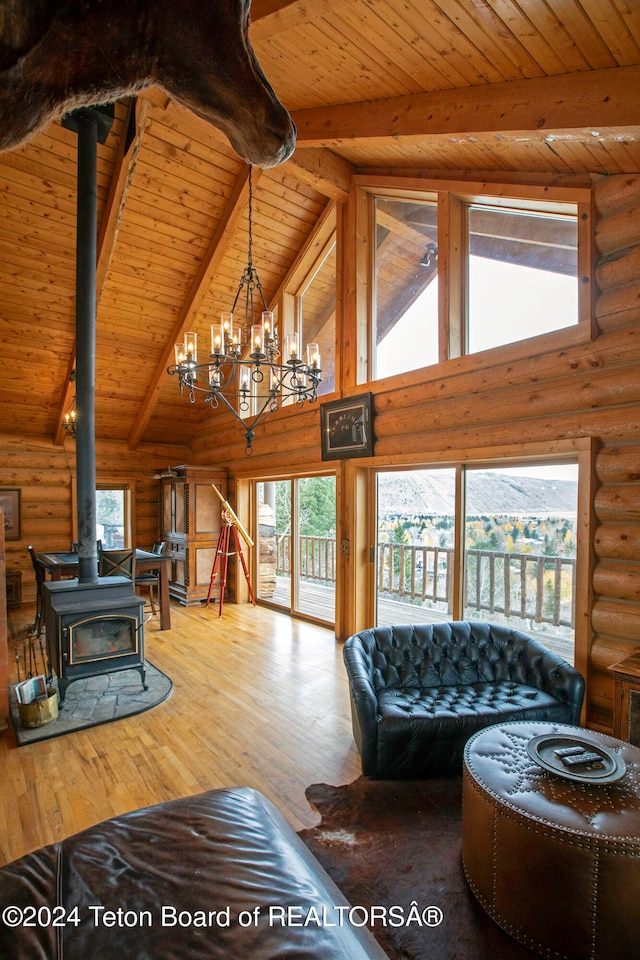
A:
[44,578,146,704]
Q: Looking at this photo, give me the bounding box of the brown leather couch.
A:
[0,786,389,959]
[344,620,585,778]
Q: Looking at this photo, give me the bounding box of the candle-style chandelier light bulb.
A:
[167,167,321,455]
[63,398,77,436]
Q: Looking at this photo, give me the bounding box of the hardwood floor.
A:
[0,602,361,867]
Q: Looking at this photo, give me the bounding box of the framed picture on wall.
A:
[320,393,374,460]
[0,488,21,540]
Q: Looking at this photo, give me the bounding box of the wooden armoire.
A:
[160,465,227,606]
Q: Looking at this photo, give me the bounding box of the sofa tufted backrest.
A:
[350,621,581,706]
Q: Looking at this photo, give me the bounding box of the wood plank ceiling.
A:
[1,0,639,448]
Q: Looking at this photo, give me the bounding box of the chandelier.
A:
[63,373,77,437]
[167,168,321,455]
[63,398,77,436]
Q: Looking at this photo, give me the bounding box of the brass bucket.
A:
[18,687,59,728]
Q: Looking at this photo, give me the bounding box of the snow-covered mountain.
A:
[378,470,577,518]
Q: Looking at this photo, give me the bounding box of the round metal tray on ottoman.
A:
[462,721,640,960]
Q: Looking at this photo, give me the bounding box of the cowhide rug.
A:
[299,777,536,960]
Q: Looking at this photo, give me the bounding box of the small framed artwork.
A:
[0,488,21,540]
[320,393,374,461]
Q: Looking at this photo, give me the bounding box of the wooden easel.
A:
[205,486,256,617]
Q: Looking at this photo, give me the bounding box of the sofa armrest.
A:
[496,625,585,724]
[343,634,380,776]
[533,647,585,724]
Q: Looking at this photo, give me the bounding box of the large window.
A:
[364,182,589,382]
[374,197,439,378]
[462,464,578,649]
[298,241,336,397]
[377,466,455,617]
[275,205,336,401]
[376,461,579,663]
[466,201,578,354]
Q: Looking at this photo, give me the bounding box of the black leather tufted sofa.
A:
[343,620,585,779]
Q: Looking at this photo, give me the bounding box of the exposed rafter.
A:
[292,64,640,146]
[285,147,352,202]
[3,0,639,451]
[250,0,353,39]
[127,166,257,450]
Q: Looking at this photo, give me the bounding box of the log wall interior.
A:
[2,1,640,735]
[1,436,188,620]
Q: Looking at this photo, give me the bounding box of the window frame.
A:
[70,478,135,549]
[354,176,593,386]
[457,192,583,358]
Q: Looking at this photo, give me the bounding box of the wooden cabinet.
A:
[609,651,640,747]
[161,466,227,606]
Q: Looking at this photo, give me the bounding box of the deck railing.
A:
[276,536,576,629]
[276,535,337,585]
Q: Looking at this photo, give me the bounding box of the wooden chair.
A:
[27,545,46,637]
[135,542,165,615]
[99,548,135,579]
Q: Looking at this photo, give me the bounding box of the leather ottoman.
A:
[462,721,640,960]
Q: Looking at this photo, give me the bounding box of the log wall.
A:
[0,434,189,637]
[589,173,640,730]
[190,171,640,734]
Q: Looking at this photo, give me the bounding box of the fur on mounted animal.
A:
[0,0,296,166]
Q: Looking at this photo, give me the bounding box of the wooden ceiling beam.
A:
[292,64,640,146]
[95,99,151,297]
[376,207,435,246]
[53,98,150,446]
[250,0,352,40]
[285,147,353,202]
[250,0,302,22]
[127,166,255,450]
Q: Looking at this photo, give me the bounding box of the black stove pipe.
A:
[74,110,99,584]
[63,105,113,583]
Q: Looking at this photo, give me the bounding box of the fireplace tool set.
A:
[14,625,49,685]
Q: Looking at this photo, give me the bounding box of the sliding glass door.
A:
[256,476,336,625]
[376,468,456,627]
[375,461,578,663]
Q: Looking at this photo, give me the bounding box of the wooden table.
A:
[37,549,171,631]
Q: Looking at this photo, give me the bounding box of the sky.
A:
[376,256,578,379]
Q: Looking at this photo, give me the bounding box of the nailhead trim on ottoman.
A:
[462,720,640,960]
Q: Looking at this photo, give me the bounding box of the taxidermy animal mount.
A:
[0,0,296,165]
